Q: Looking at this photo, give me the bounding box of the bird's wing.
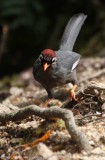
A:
[59,13,87,51]
[33,59,41,75]
[56,51,80,71]
[71,56,80,71]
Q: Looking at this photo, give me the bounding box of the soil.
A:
[0,57,105,160]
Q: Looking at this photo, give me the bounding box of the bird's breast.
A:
[35,66,65,87]
[34,62,72,89]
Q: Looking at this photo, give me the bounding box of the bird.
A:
[33,13,87,107]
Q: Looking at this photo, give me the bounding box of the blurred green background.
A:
[0,0,105,76]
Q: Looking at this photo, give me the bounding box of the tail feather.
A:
[59,13,87,51]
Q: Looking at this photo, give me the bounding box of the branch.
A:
[0,104,92,152]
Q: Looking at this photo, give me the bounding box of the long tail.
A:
[59,13,87,51]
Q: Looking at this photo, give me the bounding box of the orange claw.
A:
[22,130,52,149]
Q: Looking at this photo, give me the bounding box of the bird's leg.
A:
[41,91,52,108]
[70,84,78,101]
[41,98,52,108]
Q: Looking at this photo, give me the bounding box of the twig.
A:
[92,116,105,123]
[22,130,52,148]
[77,113,102,121]
[77,81,105,97]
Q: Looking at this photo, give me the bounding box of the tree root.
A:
[0,104,92,152]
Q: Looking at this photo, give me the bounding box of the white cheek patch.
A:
[71,58,80,71]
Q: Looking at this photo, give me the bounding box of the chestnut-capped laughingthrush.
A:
[33,13,87,107]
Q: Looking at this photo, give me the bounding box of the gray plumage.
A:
[33,13,87,98]
[59,13,87,51]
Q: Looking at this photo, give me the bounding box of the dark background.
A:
[0,0,105,76]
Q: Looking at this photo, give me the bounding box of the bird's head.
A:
[38,49,57,71]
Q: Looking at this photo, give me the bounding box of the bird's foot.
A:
[20,130,52,149]
[70,90,78,101]
[70,84,78,101]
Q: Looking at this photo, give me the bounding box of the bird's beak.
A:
[43,63,50,71]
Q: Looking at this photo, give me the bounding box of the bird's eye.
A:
[39,54,43,61]
[52,57,57,64]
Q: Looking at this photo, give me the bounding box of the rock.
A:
[1,154,6,159]
[91,147,105,154]
[19,121,38,129]
[10,87,23,95]
[0,103,12,114]
[36,143,58,160]
[94,63,101,69]
[93,89,99,95]
[101,103,105,111]
[89,140,95,146]
[101,95,105,101]
[60,150,67,154]
[24,143,58,160]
